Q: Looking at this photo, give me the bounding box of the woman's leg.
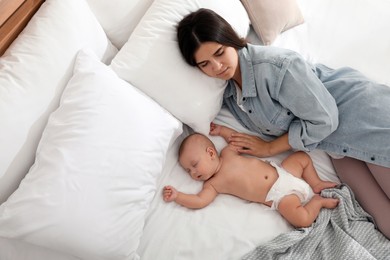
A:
[366,163,390,198]
[331,157,390,239]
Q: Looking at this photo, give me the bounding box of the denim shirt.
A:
[223,44,390,167]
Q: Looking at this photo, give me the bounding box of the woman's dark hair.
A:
[177,8,247,67]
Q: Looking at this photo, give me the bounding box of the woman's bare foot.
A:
[312,181,338,194]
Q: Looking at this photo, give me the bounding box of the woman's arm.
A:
[210,122,291,157]
[230,132,291,157]
[236,51,338,155]
[277,55,339,151]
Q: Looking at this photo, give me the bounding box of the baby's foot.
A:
[312,181,338,194]
[321,197,339,209]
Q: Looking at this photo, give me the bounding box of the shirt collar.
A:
[224,45,258,99]
[238,46,257,98]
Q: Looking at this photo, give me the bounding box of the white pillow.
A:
[0,0,118,204]
[86,0,155,49]
[240,0,304,45]
[111,0,250,135]
[0,49,182,260]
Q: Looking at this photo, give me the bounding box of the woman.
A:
[177,8,390,238]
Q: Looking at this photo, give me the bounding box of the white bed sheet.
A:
[137,107,340,260]
[0,237,80,260]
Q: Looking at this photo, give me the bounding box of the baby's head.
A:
[178,133,220,181]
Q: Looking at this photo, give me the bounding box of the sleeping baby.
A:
[163,123,339,228]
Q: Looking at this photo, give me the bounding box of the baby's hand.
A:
[163,185,178,202]
[209,122,222,136]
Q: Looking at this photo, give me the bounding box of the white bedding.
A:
[1,0,389,259]
[137,0,390,258]
[137,108,340,260]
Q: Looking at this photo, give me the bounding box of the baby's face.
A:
[179,147,216,182]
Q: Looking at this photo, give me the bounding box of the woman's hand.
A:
[228,132,272,157]
[229,132,292,157]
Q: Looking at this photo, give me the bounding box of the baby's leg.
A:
[281,151,337,193]
[278,194,338,228]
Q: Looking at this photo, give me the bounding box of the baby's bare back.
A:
[208,152,278,204]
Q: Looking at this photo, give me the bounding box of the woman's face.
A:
[194,42,239,81]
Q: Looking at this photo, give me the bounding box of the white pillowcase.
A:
[86,0,155,48]
[111,0,250,135]
[0,49,182,260]
[0,0,118,204]
[240,0,304,45]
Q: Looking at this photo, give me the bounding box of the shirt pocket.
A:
[270,107,295,134]
[246,108,288,137]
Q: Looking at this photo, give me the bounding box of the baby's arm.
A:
[277,194,338,228]
[163,183,218,209]
[209,122,237,143]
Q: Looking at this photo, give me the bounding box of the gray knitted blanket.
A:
[242,185,390,260]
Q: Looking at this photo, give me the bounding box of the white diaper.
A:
[265,161,314,210]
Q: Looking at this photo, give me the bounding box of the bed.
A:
[0,0,389,259]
